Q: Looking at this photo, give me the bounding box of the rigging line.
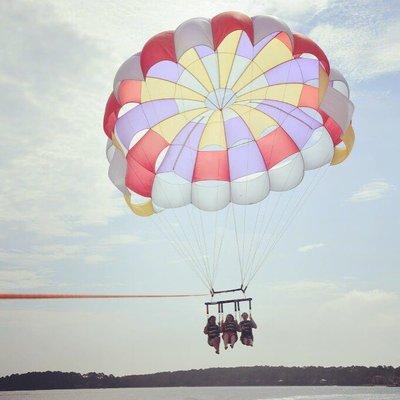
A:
[211,204,231,287]
[245,194,271,278]
[177,187,209,281]
[156,208,211,286]
[244,163,303,285]
[243,199,271,279]
[110,143,204,287]
[243,151,302,285]
[251,181,301,277]
[185,214,209,283]
[150,205,207,287]
[237,62,257,286]
[118,77,207,290]
[210,147,223,286]
[242,189,283,285]
[141,86,212,286]
[239,93,276,281]
[239,208,247,285]
[168,88,210,281]
[232,204,244,282]
[211,98,234,288]
[272,180,324,252]
[183,204,210,280]
[178,206,208,280]
[239,117,252,286]
[197,206,213,286]
[153,214,210,289]
[110,127,208,287]
[160,223,210,291]
[246,166,329,285]
[135,132,206,283]
[174,98,217,288]
[241,62,298,283]
[260,164,327,268]
[247,181,318,285]
[132,125,209,286]
[238,65,291,277]
[210,209,219,287]
[0,293,209,300]
[269,166,329,253]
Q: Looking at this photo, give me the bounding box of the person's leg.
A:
[213,337,220,354]
[222,333,229,349]
[230,334,238,348]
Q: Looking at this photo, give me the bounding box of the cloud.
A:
[269,281,400,318]
[339,289,398,304]
[0,268,52,290]
[84,254,108,265]
[271,280,339,294]
[349,180,393,203]
[298,243,325,253]
[100,234,143,246]
[323,289,400,316]
[0,1,125,238]
[0,244,85,268]
[309,17,400,81]
[247,0,330,26]
[0,232,146,270]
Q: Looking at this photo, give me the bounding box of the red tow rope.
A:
[0,293,208,300]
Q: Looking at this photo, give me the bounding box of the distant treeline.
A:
[1,366,400,391]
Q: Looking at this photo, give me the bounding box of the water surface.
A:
[0,386,399,400]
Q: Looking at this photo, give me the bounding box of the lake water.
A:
[0,386,399,400]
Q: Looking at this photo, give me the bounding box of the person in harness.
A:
[203,315,221,354]
[221,313,240,349]
[239,312,257,346]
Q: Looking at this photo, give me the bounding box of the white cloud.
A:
[298,243,325,252]
[271,280,339,294]
[0,244,85,268]
[323,289,400,315]
[84,254,108,265]
[339,289,398,304]
[0,1,125,238]
[269,281,400,316]
[349,180,392,203]
[0,268,51,290]
[270,281,399,309]
[0,231,148,271]
[247,0,330,26]
[99,234,143,246]
[309,19,400,81]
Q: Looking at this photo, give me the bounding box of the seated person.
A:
[203,315,221,354]
[221,314,240,349]
[239,312,257,346]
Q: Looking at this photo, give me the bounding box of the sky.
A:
[0,0,399,377]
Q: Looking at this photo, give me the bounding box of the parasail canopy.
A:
[102,12,355,293]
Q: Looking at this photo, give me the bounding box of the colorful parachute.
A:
[103,12,355,291]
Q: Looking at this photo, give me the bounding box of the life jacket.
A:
[224,320,238,332]
[207,324,220,339]
[240,320,253,336]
